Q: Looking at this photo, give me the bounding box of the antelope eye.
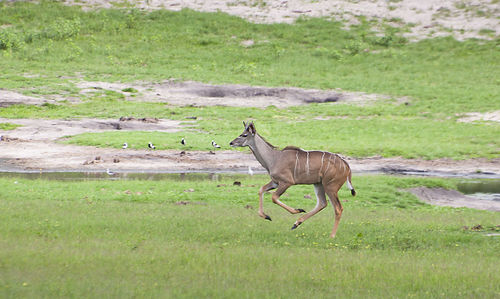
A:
[241,134,248,137]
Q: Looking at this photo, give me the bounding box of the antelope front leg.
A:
[258,181,278,221]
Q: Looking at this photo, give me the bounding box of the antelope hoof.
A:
[296,208,306,213]
[265,215,272,221]
[291,222,302,230]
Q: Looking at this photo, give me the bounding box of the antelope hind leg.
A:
[325,187,343,238]
[292,183,327,230]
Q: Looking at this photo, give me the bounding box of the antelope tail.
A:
[346,171,356,196]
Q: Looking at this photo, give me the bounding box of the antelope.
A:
[230,121,356,238]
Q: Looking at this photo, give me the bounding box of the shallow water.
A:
[458,181,500,202]
[0,171,250,182]
[1,171,499,202]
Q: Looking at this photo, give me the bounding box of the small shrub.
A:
[369,34,407,47]
[122,87,138,93]
[0,29,23,50]
[41,18,81,40]
[312,47,343,60]
[63,40,83,62]
[343,40,366,56]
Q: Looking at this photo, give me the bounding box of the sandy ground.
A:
[64,0,500,41]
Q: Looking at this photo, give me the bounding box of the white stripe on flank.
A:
[338,155,349,173]
[306,151,310,175]
[294,151,299,179]
[319,151,325,176]
[324,153,331,173]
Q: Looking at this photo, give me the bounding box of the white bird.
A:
[148,142,156,149]
[181,138,186,146]
[248,166,254,176]
[211,140,221,149]
[106,168,115,176]
[122,142,128,149]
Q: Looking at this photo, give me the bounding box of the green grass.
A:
[0,2,498,115]
[0,123,21,130]
[0,175,499,297]
[61,115,500,159]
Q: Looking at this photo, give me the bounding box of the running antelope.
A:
[230,121,356,238]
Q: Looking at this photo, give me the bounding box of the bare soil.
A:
[408,187,500,211]
[77,80,392,108]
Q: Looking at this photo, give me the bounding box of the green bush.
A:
[41,17,81,40]
[0,29,22,50]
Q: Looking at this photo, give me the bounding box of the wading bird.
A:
[211,140,221,149]
[148,142,156,149]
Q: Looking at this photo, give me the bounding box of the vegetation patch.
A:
[57,107,499,159]
[0,175,498,297]
[0,122,21,130]
[0,2,497,114]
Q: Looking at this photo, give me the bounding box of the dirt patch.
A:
[77,80,391,108]
[408,187,500,211]
[458,111,500,123]
[64,0,499,41]
[0,90,55,107]
[0,118,187,141]
[348,156,500,177]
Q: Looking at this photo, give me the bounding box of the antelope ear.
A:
[248,122,256,135]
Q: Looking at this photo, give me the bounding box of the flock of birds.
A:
[120,138,221,150]
[106,138,254,176]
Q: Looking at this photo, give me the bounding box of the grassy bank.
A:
[0,175,499,297]
[0,1,498,115]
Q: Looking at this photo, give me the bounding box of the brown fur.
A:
[230,122,356,238]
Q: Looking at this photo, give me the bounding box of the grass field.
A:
[0,175,499,298]
[1,2,499,298]
[0,2,497,114]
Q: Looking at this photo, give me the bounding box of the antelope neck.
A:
[248,134,278,172]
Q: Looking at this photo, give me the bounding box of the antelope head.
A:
[229,121,256,147]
